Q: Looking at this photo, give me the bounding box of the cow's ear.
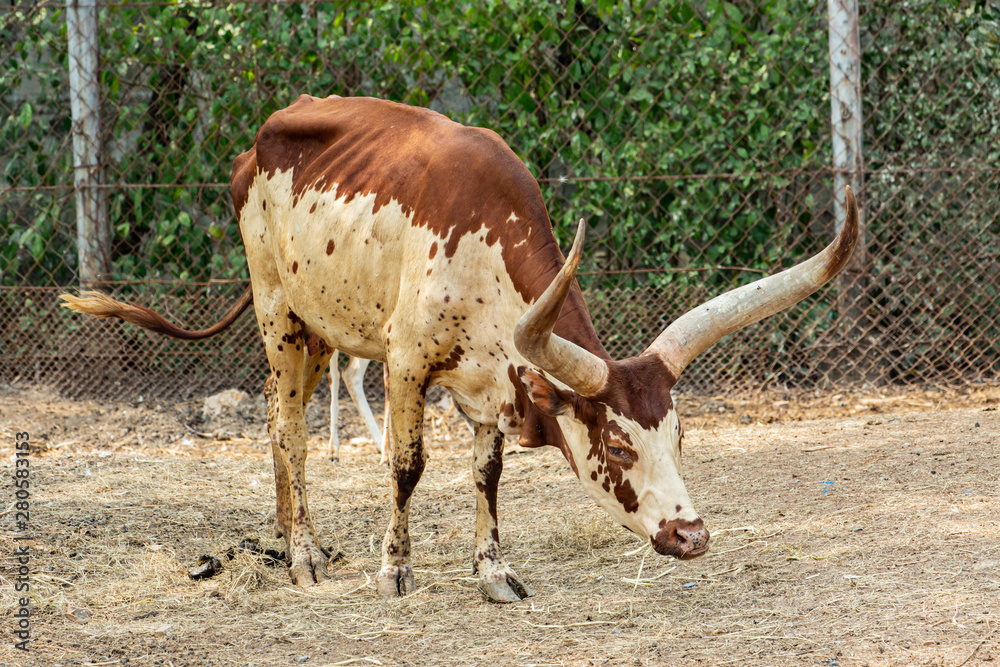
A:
[518,367,571,417]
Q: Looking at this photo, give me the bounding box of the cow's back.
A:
[254,97,544,239]
[231,95,586,368]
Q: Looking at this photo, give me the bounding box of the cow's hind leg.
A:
[268,338,335,556]
[266,348,333,549]
[264,374,293,544]
[376,360,428,597]
[264,313,331,585]
[294,336,335,552]
[472,423,532,602]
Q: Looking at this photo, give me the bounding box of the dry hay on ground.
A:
[0,383,998,666]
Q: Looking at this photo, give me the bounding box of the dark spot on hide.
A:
[305,333,334,356]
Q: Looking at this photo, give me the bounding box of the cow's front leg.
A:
[472,423,532,602]
[376,369,427,597]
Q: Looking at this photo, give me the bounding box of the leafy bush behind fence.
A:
[1,0,998,400]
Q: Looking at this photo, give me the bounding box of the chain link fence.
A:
[2,0,999,403]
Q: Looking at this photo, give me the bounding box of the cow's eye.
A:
[607,445,637,464]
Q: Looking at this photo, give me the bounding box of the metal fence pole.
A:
[66,0,109,287]
[828,0,868,372]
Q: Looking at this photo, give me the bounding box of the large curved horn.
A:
[514,220,609,396]
[647,185,860,378]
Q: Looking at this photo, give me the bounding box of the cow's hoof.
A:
[289,549,330,586]
[478,565,533,603]
[376,564,416,597]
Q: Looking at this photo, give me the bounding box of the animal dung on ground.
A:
[188,554,223,580]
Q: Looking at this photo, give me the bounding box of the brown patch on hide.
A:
[570,398,640,514]
[230,148,257,221]
[305,333,334,357]
[592,355,676,431]
[510,365,578,478]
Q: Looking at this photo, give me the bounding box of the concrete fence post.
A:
[828,0,869,372]
[66,0,109,287]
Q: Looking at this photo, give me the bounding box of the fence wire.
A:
[1,0,998,403]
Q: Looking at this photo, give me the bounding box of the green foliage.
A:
[2,0,998,384]
[861,0,1000,377]
[3,0,834,289]
[0,4,76,286]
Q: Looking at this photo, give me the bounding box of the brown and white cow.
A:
[62,95,858,602]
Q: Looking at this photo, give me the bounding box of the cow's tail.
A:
[60,284,253,341]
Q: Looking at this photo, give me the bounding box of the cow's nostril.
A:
[677,522,710,552]
[651,517,710,559]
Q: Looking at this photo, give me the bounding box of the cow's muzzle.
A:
[651,517,710,559]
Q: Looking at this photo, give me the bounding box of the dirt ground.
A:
[1,382,998,667]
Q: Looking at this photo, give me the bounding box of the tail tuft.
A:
[59,285,253,340]
[60,291,164,331]
[61,291,133,319]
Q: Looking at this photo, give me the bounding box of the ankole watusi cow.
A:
[62,94,859,602]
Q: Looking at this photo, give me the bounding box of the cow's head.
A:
[513,187,859,560]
